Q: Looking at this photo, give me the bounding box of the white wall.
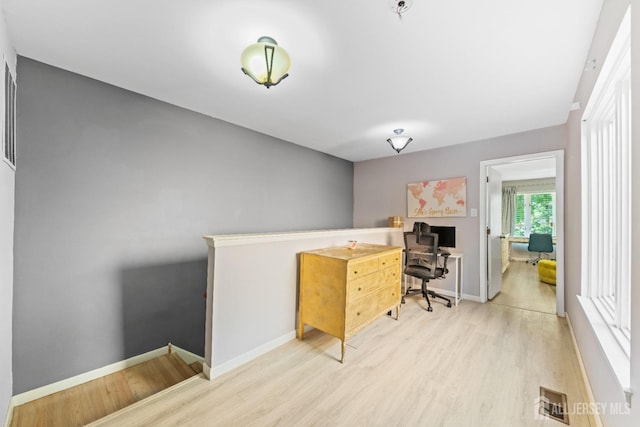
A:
[0,4,16,424]
[0,156,13,426]
[353,125,566,300]
[566,1,640,426]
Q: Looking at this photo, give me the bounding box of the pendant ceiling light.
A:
[241,36,290,88]
[387,128,413,153]
[389,0,413,18]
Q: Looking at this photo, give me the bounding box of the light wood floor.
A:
[10,353,201,427]
[88,299,595,427]
[490,260,556,314]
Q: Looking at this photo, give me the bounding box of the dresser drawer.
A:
[378,252,402,270]
[347,271,386,302]
[346,285,400,332]
[346,258,379,281]
[347,266,401,302]
[376,284,401,310]
[383,265,401,285]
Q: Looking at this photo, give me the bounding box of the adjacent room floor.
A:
[88,298,593,426]
[490,260,557,314]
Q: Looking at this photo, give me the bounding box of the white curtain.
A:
[502,186,517,236]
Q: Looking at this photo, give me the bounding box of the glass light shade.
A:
[389,0,413,15]
[387,136,413,153]
[241,36,290,88]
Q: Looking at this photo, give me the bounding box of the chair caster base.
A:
[446,302,452,308]
[426,306,433,312]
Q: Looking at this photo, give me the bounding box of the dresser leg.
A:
[340,341,346,363]
[298,319,304,340]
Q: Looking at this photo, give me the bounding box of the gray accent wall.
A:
[13,57,353,394]
[353,125,567,299]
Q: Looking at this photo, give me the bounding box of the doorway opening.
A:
[479,150,565,316]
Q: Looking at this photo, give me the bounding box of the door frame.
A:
[486,166,503,300]
[478,150,565,316]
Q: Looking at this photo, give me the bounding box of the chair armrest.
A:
[439,252,450,275]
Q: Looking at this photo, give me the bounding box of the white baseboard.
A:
[9,344,204,408]
[4,402,12,427]
[427,287,482,303]
[203,362,212,380]
[170,346,204,367]
[209,331,296,379]
[566,313,604,427]
[405,285,480,304]
[461,293,481,303]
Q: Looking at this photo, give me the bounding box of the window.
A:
[2,61,16,169]
[513,192,556,237]
[580,7,631,391]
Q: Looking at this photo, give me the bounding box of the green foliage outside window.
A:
[513,192,555,237]
[530,193,554,234]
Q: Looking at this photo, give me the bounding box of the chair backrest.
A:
[412,221,430,235]
[403,230,439,279]
[528,233,554,253]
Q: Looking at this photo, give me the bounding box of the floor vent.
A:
[539,386,570,424]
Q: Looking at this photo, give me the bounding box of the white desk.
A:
[403,253,463,306]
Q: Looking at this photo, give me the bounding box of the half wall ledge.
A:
[202,228,404,379]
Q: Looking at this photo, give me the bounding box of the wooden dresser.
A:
[298,243,402,362]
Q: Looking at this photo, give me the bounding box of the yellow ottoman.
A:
[538,259,556,285]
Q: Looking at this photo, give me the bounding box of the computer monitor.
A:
[429,225,456,249]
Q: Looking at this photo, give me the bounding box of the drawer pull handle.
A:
[357,312,361,316]
[358,287,362,291]
[354,271,358,274]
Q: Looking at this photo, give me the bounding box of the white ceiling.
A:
[3,0,603,162]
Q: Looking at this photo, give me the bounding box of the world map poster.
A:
[407,177,467,217]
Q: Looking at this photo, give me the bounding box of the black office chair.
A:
[402,229,452,312]
[526,233,554,265]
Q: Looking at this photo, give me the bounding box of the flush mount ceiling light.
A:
[241,36,290,88]
[389,0,413,18]
[387,128,413,153]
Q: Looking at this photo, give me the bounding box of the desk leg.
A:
[457,276,460,305]
[455,257,460,305]
[456,256,463,305]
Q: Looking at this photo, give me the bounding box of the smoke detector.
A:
[389,0,413,18]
